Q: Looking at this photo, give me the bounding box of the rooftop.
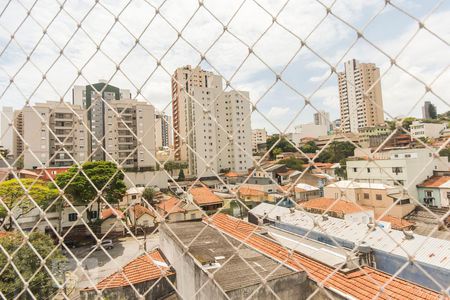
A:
[164,222,299,292]
[85,249,173,291]
[417,176,450,188]
[300,197,371,215]
[237,187,266,197]
[207,213,441,300]
[190,186,223,206]
[327,180,394,190]
[101,208,124,220]
[249,203,450,271]
[157,197,186,214]
[131,204,156,219]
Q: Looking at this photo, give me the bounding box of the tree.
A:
[178,168,185,181]
[335,158,348,179]
[0,148,9,158]
[439,148,450,157]
[300,141,319,153]
[0,231,65,299]
[401,117,416,131]
[142,187,155,205]
[266,135,296,159]
[317,141,356,163]
[0,179,58,230]
[279,157,303,171]
[54,161,126,222]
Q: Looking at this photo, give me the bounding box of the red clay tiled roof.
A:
[224,171,239,177]
[206,214,441,300]
[190,187,223,206]
[157,197,185,214]
[377,214,414,230]
[417,176,450,188]
[101,208,125,220]
[310,162,334,169]
[132,204,156,219]
[237,187,266,197]
[300,197,369,215]
[86,249,173,291]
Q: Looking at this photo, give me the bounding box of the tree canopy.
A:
[0,179,58,229]
[142,187,155,204]
[278,157,304,171]
[0,231,65,298]
[266,135,296,159]
[54,161,126,206]
[316,141,356,163]
[300,141,319,153]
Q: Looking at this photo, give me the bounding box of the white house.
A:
[410,121,447,140]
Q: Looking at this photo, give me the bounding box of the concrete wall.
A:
[80,275,175,300]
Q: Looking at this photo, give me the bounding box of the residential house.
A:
[324,180,415,218]
[120,187,145,208]
[346,147,448,199]
[292,183,321,202]
[188,186,223,214]
[156,197,202,222]
[251,163,289,185]
[81,249,175,300]
[34,166,70,181]
[129,204,157,229]
[417,175,450,208]
[100,208,126,236]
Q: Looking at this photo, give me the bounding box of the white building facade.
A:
[251,128,267,153]
[171,66,253,176]
[0,106,14,154]
[410,121,447,139]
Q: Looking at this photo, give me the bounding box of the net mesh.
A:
[0,0,449,299]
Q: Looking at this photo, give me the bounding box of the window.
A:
[392,167,403,174]
[447,192,450,199]
[376,194,382,201]
[353,167,358,172]
[363,193,369,199]
[88,211,98,220]
[425,190,433,197]
[68,213,77,222]
[367,168,370,173]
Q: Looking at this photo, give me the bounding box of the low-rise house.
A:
[417,175,450,208]
[236,186,267,203]
[129,204,157,229]
[324,180,415,218]
[292,183,321,202]
[251,163,289,184]
[188,186,223,214]
[120,187,145,208]
[80,249,175,300]
[100,208,125,236]
[34,166,70,181]
[156,197,202,222]
[300,197,374,224]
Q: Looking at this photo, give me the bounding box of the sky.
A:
[0,0,449,134]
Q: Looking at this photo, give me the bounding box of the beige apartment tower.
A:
[171,66,253,177]
[21,101,88,169]
[338,59,384,133]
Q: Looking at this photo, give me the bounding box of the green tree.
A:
[439,148,450,157]
[0,179,58,230]
[54,161,126,222]
[300,141,319,153]
[178,168,185,181]
[142,187,155,205]
[335,158,348,179]
[279,157,303,171]
[266,135,296,159]
[317,141,356,163]
[0,231,65,299]
[401,117,416,131]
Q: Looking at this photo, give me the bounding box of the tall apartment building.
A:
[22,101,88,169]
[171,66,252,176]
[251,129,267,153]
[155,112,172,149]
[72,80,131,161]
[0,107,14,154]
[105,100,156,169]
[13,110,24,158]
[422,101,437,119]
[313,110,332,132]
[338,59,384,133]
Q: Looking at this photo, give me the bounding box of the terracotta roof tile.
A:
[224,171,239,177]
[417,176,450,188]
[237,187,266,197]
[101,208,124,220]
[86,249,173,291]
[132,204,156,219]
[190,187,223,206]
[157,197,185,214]
[206,214,441,300]
[300,197,369,215]
[377,214,414,230]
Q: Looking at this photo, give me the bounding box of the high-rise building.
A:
[313,110,332,132]
[338,59,384,133]
[72,80,131,161]
[22,101,88,169]
[251,129,267,153]
[13,110,24,159]
[155,112,172,149]
[171,66,253,176]
[0,106,14,154]
[422,101,437,119]
[104,100,156,169]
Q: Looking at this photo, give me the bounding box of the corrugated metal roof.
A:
[250,203,450,270]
